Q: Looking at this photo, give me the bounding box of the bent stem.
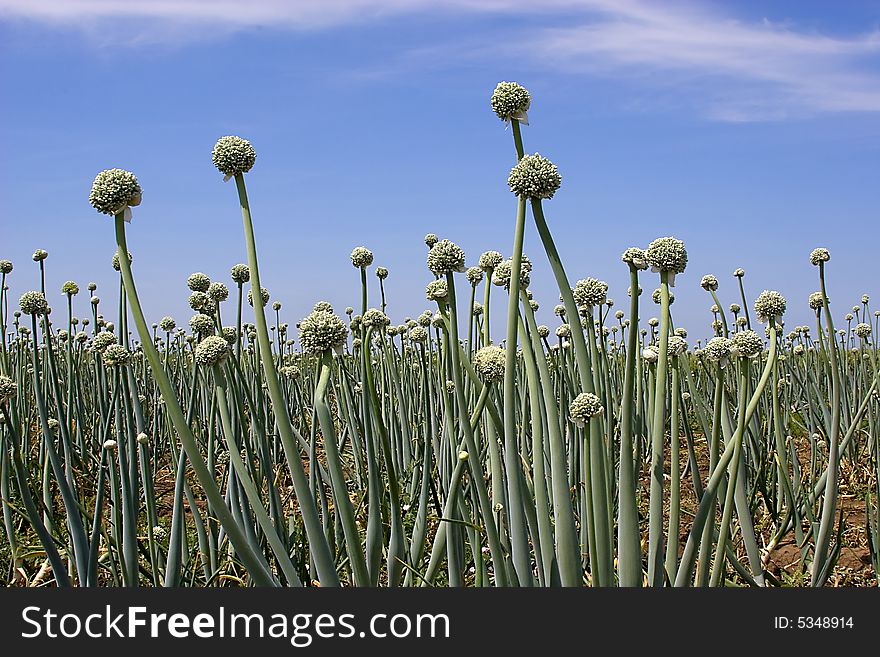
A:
[231,175,340,586]
[113,212,277,587]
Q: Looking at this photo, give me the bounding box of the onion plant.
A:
[0,83,876,589]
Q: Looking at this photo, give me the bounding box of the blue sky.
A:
[1,0,879,344]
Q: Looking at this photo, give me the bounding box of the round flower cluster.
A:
[733,268,745,278]
[212,136,256,176]
[569,392,604,427]
[730,303,741,313]
[573,278,608,308]
[704,336,732,363]
[376,266,389,280]
[0,375,16,403]
[221,327,237,344]
[231,264,250,284]
[189,314,215,335]
[159,316,176,332]
[472,302,483,316]
[189,292,210,312]
[537,324,550,338]
[642,345,659,363]
[350,247,374,269]
[111,251,132,272]
[33,249,48,262]
[700,275,718,291]
[473,346,506,382]
[195,335,230,367]
[187,272,211,292]
[855,322,872,339]
[466,267,484,285]
[556,323,571,338]
[92,332,118,352]
[19,291,48,316]
[362,308,387,329]
[668,335,688,356]
[247,287,270,307]
[103,344,131,367]
[793,344,806,356]
[298,310,348,354]
[808,291,825,311]
[492,256,532,290]
[652,288,674,305]
[0,260,12,274]
[89,169,142,215]
[61,281,80,295]
[731,330,763,358]
[809,247,830,266]
[621,248,647,270]
[645,237,688,274]
[508,153,562,200]
[208,282,229,302]
[427,239,466,275]
[409,326,428,343]
[278,365,299,379]
[490,81,531,122]
[479,250,504,271]
[425,279,448,301]
[754,290,787,323]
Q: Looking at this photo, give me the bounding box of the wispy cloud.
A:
[526,2,880,119]
[2,0,880,120]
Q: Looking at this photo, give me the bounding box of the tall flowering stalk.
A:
[213,137,340,586]
[809,248,842,586]
[495,80,615,585]
[644,236,688,586]
[90,166,278,586]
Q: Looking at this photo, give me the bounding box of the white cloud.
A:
[2,0,880,120]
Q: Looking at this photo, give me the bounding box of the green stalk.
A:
[445,273,510,587]
[709,362,750,586]
[530,199,611,586]
[501,198,534,586]
[675,327,777,586]
[230,177,339,586]
[617,265,643,586]
[113,212,277,587]
[811,261,842,586]
[521,290,581,585]
[665,360,681,581]
[212,362,303,586]
[648,270,671,586]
